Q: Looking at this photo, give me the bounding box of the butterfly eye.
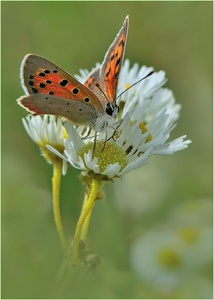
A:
[105,103,113,116]
[105,103,119,116]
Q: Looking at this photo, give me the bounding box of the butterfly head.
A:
[105,102,119,118]
[92,81,119,121]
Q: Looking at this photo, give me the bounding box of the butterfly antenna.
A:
[116,70,154,101]
[95,82,110,104]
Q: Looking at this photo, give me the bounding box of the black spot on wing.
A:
[114,71,119,79]
[106,68,111,77]
[72,88,79,94]
[60,79,68,86]
[116,57,121,67]
[31,87,38,93]
[39,83,45,88]
[119,39,125,47]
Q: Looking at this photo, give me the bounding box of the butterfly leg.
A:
[80,126,97,157]
[92,130,98,156]
[102,121,110,151]
[81,127,92,140]
[107,118,124,142]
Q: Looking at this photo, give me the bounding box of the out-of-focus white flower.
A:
[130,200,212,293]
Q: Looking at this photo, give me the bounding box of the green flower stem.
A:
[71,179,102,268]
[80,192,91,241]
[52,159,67,253]
[80,181,104,241]
[80,201,92,242]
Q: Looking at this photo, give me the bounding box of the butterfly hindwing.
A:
[84,67,109,105]
[18,93,97,125]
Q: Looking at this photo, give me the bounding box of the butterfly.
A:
[17,16,129,140]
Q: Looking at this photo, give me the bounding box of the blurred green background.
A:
[2,1,212,299]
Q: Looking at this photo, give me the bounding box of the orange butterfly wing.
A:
[101,16,129,103]
[84,16,129,106]
[20,54,104,113]
[17,54,107,126]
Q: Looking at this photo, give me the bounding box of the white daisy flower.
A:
[48,60,191,180]
[22,115,68,174]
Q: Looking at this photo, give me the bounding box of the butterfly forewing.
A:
[21,54,104,114]
[84,16,129,106]
[99,16,129,103]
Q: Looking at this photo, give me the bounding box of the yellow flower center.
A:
[37,125,67,164]
[39,141,64,164]
[78,141,127,174]
[62,126,68,139]
[177,228,199,245]
[158,248,181,269]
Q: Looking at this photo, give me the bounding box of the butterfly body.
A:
[17,16,129,134]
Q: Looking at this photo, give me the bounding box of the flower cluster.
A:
[44,59,191,180]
